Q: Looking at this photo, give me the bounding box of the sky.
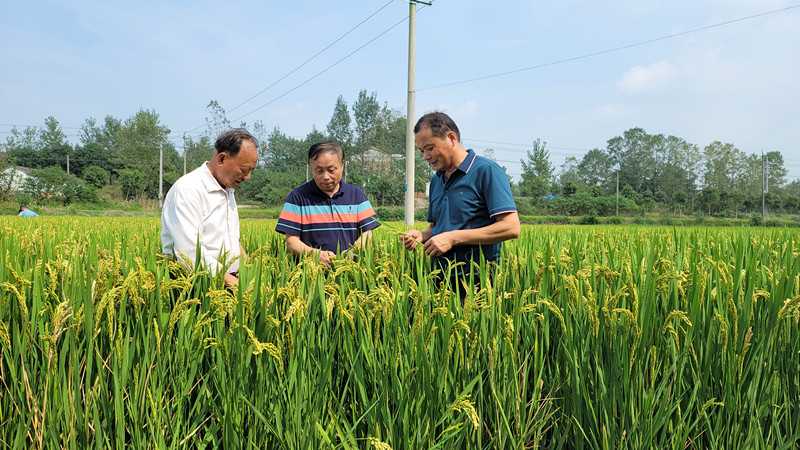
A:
[2,0,799,183]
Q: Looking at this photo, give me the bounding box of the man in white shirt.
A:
[161,128,259,286]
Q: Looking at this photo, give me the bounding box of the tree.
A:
[555,156,581,195]
[326,95,353,149]
[118,169,146,199]
[83,165,110,188]
[23,165,96,204]
[204,100,231,140]
[184,135,214,173]
[5,118,75,170]
[576,148,612,191]
[784,179,800,197]
[250,120,270,164]
[304,127,327,149]
[5,125,41,168]
[38,116,73,172]
[77,116,123,174]
[352,90,381,160]
[606,128,658,193]
[113,109,178,198]
[659,135,700,206]
[702,141,745,192]
[764,151,788,192]
[365,174,404,206]
[264,127,307,171]
[518,138,553,198]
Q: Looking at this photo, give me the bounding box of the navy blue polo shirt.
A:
[276,180,380,253]
[427,149,516,271]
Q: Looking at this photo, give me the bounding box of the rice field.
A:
[1,217,799,449]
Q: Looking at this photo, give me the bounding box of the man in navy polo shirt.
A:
[401,112,520,294]
[276,141,380,268]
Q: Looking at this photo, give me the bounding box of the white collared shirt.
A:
[161,162,241,275]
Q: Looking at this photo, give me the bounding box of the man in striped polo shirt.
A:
[276,141,380,268]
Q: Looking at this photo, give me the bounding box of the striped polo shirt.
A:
[275,180,380,253]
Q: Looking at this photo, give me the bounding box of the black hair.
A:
[214,128,258,157]
[308,141,344,162]
[414,112,460,142]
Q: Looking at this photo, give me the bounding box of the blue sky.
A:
[2,0,799,182]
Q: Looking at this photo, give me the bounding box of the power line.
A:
[228,13,413,125]
[184,1,405,134]
[226,1,393,115]
[418,4,800,91]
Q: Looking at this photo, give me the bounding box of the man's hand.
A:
[224,272,239,286]
[317,249,336,269]
[401,230,423,250]
[423,231,455,256]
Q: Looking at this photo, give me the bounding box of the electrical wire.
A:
[229,12,414,125]
[226,1,394,115]
[183,0,398,134]
[418,4,800,91]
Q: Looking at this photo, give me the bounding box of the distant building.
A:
[357,148,403,175]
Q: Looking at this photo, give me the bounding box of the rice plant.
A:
[0,218,798,449]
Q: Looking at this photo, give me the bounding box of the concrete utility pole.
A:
[183,134,187,175]
[616,170,619,216]
[404,0,432,226]
[159,142,164,208]
[761,151,767,219]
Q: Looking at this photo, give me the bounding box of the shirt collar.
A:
[436,149,477,178]
[199,162,227,193]
[309,179,346,198]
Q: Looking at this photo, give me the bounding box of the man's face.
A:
[216,139,258,189]
[310,151,343,196]
[415,126,458,173]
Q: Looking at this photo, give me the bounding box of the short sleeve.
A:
[275,189,303,237]
[355,188,380,231]
[483,163,517,217]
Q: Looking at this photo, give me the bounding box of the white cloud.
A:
[617,61,676,93]
[458,101,480,117]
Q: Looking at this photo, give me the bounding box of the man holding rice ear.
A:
[161,128,259,286]
[401,112,520,296]
[275,141,380,269]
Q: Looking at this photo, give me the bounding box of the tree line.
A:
[515,129,799,217]
[1,91,430,208]
[2,92,799,217]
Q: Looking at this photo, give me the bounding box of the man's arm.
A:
[343,229,374,257]
[285,234,335,268]
[421,212,520,257]
[239,242,247,263]
[163,189,207,266]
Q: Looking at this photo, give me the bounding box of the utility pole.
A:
[765,152,769,216]
[404,0,432,226]
[761,150,767,219]
[615,170,619,216]
[159,142,164,208]
[183,133,187,175]
[66,154,70,174]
